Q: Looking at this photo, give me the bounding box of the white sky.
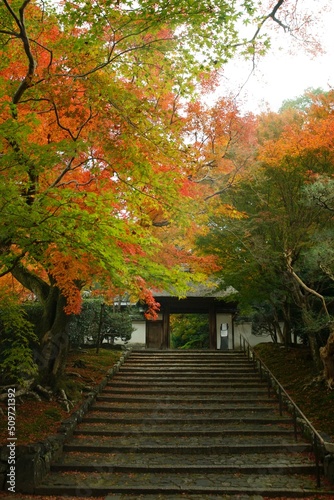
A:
[218,0,334,113]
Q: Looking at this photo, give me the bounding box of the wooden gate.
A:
[146,320,165,349]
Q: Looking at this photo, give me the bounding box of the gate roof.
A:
[152,283,237,314]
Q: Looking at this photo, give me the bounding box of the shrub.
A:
[67,299,134,347]
[0,298,39,386]
[171,313,209,349]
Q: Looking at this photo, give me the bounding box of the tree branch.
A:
[11,0,37,106]
[286,254,330,319]
[52,102,95,141]
[11,264,50,304]
[246,0,289,48]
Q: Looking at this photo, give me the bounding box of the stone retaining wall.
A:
[0,350,131,493]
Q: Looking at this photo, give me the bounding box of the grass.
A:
[253,342,334,441]
[0,347,122,445]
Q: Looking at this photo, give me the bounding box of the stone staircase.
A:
[35,350,332,498]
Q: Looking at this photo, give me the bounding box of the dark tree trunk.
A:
[282,303,293,346]
[11,265,71,386]
[307,331,323,372]
[298,304,323,371]
[288,273,323,370]
[96,302,105,354]
[38,289,69,386]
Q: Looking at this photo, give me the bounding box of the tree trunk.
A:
[11,265,71,386]
[38,290,69,386]
[286,268,323,370]
[271,305,284,343]
[320,330,334,389]
[96,302,105,354]
[307,331,323,372]
[281,302,293,345]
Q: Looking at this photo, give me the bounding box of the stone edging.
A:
[0,349,132,493]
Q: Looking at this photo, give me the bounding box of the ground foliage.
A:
[0,296,39,385]
[0,348,121,445]
[254,343,334,441]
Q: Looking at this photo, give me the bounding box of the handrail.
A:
[239,334,333,488]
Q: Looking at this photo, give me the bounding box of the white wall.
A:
[234,321,272,348]
[114,320,146,346]
[115,317,273,349]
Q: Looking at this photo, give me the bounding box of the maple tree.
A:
[1,0,304,386]
[0,0,324,388]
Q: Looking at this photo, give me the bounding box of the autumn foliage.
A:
[197,89,334,381]
[1,0,274,383]
[0,0,323,384]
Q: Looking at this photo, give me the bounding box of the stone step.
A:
[74,425,296,436]
[125,360,250,366]
[120,363,259,377]
[103,387,269,395]
[118,366,259,373]
[96,395,273,403]
[121,357,255,370]
[91,403,277,413]
[89,409,279,420]
[126,362,255,369]
[69,434,304,447]
[113,377,263,383]
[108,380,266,388]
[52,462,318,475]
[126,359,250,365]
[55,450,316,468]
[123,371,255,377]
[127,357,247,360]
[127,356,249,359]
[117,371,258,377]
[82,415,294,425]
[63,442,312,454]
[112,374,262,381]
[34,470,326,497]
[130,350,245,355]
